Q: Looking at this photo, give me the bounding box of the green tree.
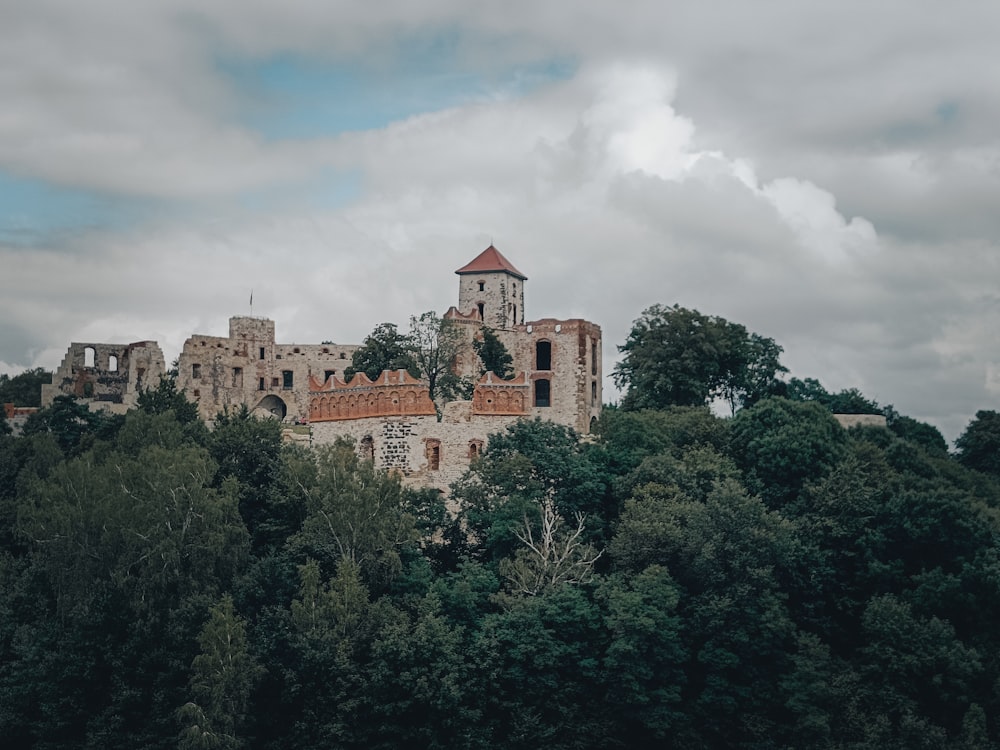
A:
[0,367,52,407]
[344,322,418,382]
[955,410,1000,477]
[729,397,848,508]
[472,327,514,379]
[20,394,119,456]
[291,441,419,589]
[178,595,262,750]
[138,374,202,425]
[613,304,785,412]
[409,311,473,407]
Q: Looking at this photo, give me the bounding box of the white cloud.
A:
[1,3,999,442]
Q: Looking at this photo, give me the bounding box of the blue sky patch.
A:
[218,43,575,140]
[0,172,154,245]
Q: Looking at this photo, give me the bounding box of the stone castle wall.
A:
[311,400,523,492]
[176,316,358,421]
[41,340,165,414]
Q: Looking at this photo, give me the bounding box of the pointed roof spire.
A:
[455,245,527,280]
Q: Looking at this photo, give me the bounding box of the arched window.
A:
[534,379,550,407]
[108,354,118,372]
[84,346,95,368]
[535,340,552,371]
[469,439,484,460]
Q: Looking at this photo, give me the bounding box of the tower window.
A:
[258,377,265,391]
[477,302,485,320]
[192,363,201,379]
[535,340,552,371]
[282,371,293,389]
[233,367,243,388]
[592,381,597,406]
[259,347,265,360]
[591,340,597,376]
[108,355,118,372]
[478,281,485,292]
[534,379,551,407]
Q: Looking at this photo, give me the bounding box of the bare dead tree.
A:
[501,498,603,596]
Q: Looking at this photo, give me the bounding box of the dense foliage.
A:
[3,324,1000,748]
[614,304,786,413]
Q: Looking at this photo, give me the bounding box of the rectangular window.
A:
[282,370,293,390]
[259,347,265,360]
[427,442,441,470]
[272,377,279,388]
[534,379,551,407]
[591,381,597,406]
[232,367,243,388]
[258,377,265,391]
[192,363,201,379]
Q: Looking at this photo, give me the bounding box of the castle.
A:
[43,246,603,490]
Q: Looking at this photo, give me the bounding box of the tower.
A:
[455,245,527,330]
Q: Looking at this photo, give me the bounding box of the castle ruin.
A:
[43,246,603,490]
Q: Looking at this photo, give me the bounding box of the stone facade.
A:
[176,316,358,421]
[307,245,603,491]
[834,413,887,430]
[41,340,165,414]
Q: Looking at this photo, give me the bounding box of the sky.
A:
[2,1,998,443]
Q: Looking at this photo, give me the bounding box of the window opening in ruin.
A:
[108,355,118,372]
[513,305,517,324]
[323,347,329,354]
[324,370,336,382]
[555,324,562,333]
[233,367,243,388]
[592,381,597,405]
[591,340,597,376]
[426,440,441,470]
[84,347,96,368]
[192,363,201,379]
[136,368,145,388]
[477,302,485,320]
[282,371,293,390]
[534,379,551,407]
[272,377,279,388]
[259,377,265,391]
[361,435,374,462]
[193,389,200,397]
[259,347,265,360]
[83,381,94,398]
[469,440,484,460]
[276,354,282,360]
[535,341,552,370]
[294,348,300,354]
[340,352,346,359]
[478,281,485,291]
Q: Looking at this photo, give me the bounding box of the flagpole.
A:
[250,289,253,317]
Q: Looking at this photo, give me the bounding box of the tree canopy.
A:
[613,304,786,413]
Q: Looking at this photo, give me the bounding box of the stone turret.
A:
[454,245,527,329]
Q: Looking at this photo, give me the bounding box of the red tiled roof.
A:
[455,245,527,280]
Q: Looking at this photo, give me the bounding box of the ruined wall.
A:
[311,400,522,493]
[176,316,357,421]
[834,413,887,430]
[41,341,166,413]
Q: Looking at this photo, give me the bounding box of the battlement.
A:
[309,369,436,422]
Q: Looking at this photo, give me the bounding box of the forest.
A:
[2,305,1000,749]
